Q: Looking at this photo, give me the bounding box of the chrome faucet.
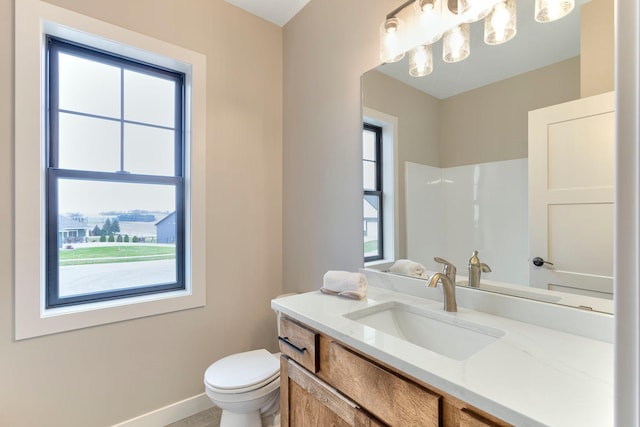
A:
[427,257,457,312]
[468,250,491,288]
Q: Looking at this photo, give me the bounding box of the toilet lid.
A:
[205,349,279,391]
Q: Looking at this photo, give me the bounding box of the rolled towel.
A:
[389,259,427,278]
[320,271,368,300]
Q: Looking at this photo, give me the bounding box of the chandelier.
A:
[380,0,576,77]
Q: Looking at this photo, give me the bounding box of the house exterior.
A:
[155,211,176,244]
[58,215,90,248]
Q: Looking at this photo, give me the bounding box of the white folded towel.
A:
[389,259,427,278]
[320,271,368,300]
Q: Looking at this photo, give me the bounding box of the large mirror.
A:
[362,0,615,313]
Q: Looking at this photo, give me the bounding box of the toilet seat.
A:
[204,349,280,394]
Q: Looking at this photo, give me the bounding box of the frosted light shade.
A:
[414,0,443,45]
[459,0,493,23]
[535,0,574,22]
[409,45,433,77]
[379,17,405,63]
[443,24,470,63]
[485,0,517,45]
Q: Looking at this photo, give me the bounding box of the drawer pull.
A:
[278,336,307,354]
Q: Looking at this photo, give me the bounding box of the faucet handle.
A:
[434,256,453,265]
[434,257,456,280]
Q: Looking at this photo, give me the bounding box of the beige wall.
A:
[2,1,282,426]
[362,70,440,258]
[581,0,615,97]
[363,60,580,171]
[283,0,387,292]
[439,57,580,167]
[362,71,441,169]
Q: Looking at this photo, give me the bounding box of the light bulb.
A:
[379,17,405,63]
[416,0,435,12]
[443,24,470,63]
[450,31,464,52]
[414,0,443,44]
[409,45,433,77]
[493,4,510,28]
[485,0,517,45]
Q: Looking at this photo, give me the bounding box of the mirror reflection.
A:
[362,0,614,313]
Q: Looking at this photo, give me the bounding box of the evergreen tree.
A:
[108,234,115,243]
[116,234,123,243]
[92,225,101,236]
[103,218,112,235]
[111,218,121,233]
[99,235,106,242]
[124,234,130,243]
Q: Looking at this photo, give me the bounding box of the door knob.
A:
[532,257,554,267]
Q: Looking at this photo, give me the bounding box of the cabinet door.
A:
[281,356,382,427]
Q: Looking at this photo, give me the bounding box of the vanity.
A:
[272,271,613,426]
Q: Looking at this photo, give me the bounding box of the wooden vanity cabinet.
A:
[278,315,511,427]
[281,357,383,427]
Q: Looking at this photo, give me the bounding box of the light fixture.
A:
[443,24,470,63]
[535,0,575,22]
[414,0,443,44]
[459,0,493,23]
[409,44,434,76]
[379,0,574,78]
[379,17,405,63]
[485,0,517,45]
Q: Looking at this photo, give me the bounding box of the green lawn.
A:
[59,245,176,266]
[364,240,378,253]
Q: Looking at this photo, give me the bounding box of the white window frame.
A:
[363,107,399,266]
[14,0,207,340]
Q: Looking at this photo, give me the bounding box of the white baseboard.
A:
[111,393,214,427]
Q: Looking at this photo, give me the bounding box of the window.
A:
[45,37,186,307]
[15,0,206,339]
[363,123,384,261]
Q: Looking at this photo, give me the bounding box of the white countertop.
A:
[272,286,613,427]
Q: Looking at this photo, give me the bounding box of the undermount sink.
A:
[344,301,505,361]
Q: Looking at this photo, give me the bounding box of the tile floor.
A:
[166,407,280,427]
[166,407,222,427]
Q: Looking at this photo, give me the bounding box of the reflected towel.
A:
[389,259,427,278]
[320,271,368,300]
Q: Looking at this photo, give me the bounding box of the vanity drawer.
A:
[281,357,384,427]
[328,342,441,426]
[278,316,319,372]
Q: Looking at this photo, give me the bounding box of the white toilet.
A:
[204,348,280,427]
[204,294,296,427]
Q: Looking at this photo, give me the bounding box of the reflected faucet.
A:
[427,257,457,312]
[468,250,491,288]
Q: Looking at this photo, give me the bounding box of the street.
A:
[59,259,177,297]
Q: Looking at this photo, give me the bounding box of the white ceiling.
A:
[225,0,587,98]
[224,0,311,27]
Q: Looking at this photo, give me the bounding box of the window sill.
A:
[364,259,395,269]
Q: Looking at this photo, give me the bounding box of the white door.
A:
[528,92,615,298]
